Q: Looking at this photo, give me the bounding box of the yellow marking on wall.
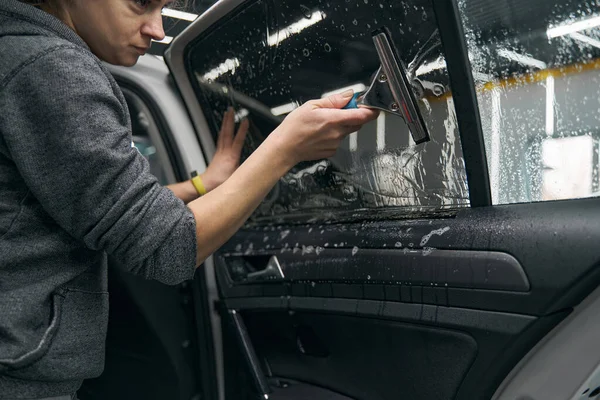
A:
[426,57,600,103]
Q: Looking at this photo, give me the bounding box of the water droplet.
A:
[367,274,371,280]
[235,244,242,252]
[352,246,359,255]
[324,43,331,52]
[395,242,402,247]
[303,48,310,57]
[352,19,358,25]
[300,4,312,19]
[340,24,346,31]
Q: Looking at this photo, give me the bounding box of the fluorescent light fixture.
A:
[202,58,240,81]
[415,58,447,76]
[473,72,493,83]
[547,15,600,39]
[490,88,501,203]
[497,49,547,69]
[271,101,299,116]
[267,11,325,47]
[546,76,555,136]
[322,83,367,99]
[349,132,358,152]
[161,8,198,21]
[569,32,600,49]
[376,113,386,151]
[234,108,249,123]
[152,36,173,44]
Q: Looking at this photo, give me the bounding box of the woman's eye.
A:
[134,0,151,8]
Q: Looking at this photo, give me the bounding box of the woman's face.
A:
[62,0,172,66]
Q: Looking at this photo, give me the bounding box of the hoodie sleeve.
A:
[0,45,197,285]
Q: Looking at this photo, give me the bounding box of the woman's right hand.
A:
[267,90,380,167]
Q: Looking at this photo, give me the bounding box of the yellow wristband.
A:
[190,171,207,196]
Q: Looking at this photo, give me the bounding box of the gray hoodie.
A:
[0,1,197,397]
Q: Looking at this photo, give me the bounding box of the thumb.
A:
[313,89,355,109]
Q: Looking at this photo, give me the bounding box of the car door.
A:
[165,0,600,399]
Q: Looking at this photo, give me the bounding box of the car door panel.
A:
[213,197,600,400]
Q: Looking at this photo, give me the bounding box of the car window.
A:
[187,0,470,223]
[458,0,600,204]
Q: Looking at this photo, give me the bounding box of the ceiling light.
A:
[497,49,547,69]
[201,58,240,81]
[271,102,300,116]
[234,108,249,123]
[415,57,447,76]
[267,11,325,47]
[161,8,198,22]
[547,15,600,39]
[569,32,600,49]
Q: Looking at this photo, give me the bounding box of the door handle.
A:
[246,256,284,283]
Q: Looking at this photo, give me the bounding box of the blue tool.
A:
[343,92,362,110]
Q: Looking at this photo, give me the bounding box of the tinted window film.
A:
[459,0,600,204]
[188,0,469,223]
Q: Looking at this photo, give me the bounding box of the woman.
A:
[0,0,378,398]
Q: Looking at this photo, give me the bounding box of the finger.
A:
[321,107,380,126]
[219,108,235,147]
[216,109,231,149]
[233,118,249,152]
[311,90,356,109]
[343,125,363,134]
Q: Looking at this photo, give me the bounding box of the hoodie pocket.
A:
[4,287,109,381]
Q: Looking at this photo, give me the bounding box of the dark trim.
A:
[431,0,492,207]
[116,78,188,182]
[192,268,220,400]
[221,249,530,292]
[223,296,535,334]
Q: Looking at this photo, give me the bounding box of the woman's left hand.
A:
[201,107,249,191]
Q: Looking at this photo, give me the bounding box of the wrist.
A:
[198,171,219,193]
[265,127,299,171]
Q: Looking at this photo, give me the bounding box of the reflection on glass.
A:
[459,0,600,204]
[188,0,469,223]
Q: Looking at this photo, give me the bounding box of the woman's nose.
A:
[141,12,165,41]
